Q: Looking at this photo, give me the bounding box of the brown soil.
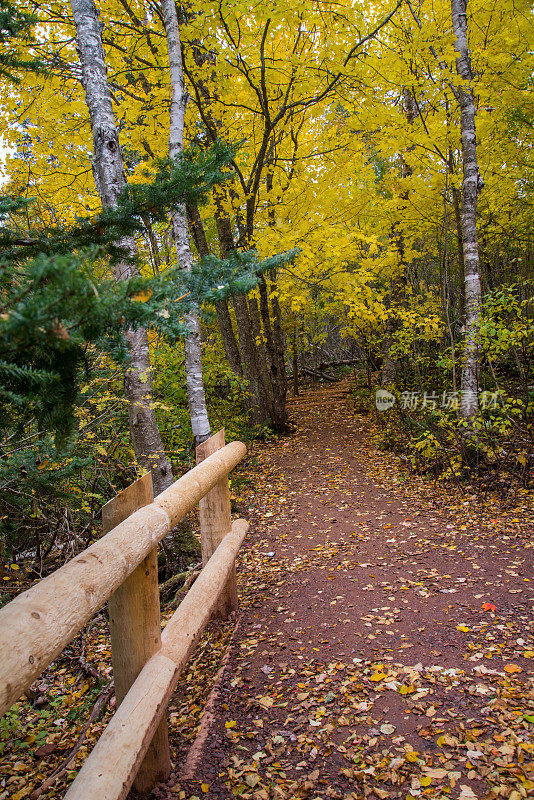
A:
[157,381,534,800]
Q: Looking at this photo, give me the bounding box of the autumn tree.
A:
[161,0,211,448]
[2,0,532,491]
[450,0,482,420]
[177,0,403,427]
[69,0,174,494]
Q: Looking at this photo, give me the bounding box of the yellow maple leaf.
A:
[133,289,152,303]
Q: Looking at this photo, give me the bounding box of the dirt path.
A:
[162,382,534,800]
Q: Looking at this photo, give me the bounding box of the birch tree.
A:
[451,0,482,419]
[69,0,174,494]
[161,0,211,448]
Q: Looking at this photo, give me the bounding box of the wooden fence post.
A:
[196,429,238,618]
[102,473,171,795]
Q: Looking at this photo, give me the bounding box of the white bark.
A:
[161,0,211,447]
[70,0,173,494]
[451,0,482,419]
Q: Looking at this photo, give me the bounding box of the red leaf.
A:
[482,602,496,612]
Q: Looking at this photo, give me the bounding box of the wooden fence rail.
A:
[0,431,248,799]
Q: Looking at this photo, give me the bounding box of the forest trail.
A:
[164,381,534,800]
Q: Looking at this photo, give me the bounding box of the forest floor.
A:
[2,380,533,800]
[161,379,534,800]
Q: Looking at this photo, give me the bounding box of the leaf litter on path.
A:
[5,381,532,800]
[166,381,533,800]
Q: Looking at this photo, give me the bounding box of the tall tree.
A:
[161,0,211,448]
[450,0,482,419]
[381,86,416,387]
[180,1,402,428]
[187,201,244,380]
[69,0,173,494]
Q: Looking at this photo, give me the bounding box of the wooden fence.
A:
[0,430,248,799]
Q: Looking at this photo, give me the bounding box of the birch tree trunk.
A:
[451,0,482,419]
[161,0,211,447]
[70,0,173,496]
[448,147,466,320]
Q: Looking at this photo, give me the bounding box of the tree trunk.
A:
[248,293,277,422]
[382,88,416,387]
[263,172,288,420]
[214,201,270,424]
[216,299,243,378]
[143,215,163,275]
[258,277,276,374]
[260,274,288,426]
[213,190,286,429]
[452,185,466,320]
[292,323,299,396]
[451,0,482,419]
[161,0,211,447]
[187,202,243,378]
[381,352,397,386]
[70,0,173,496]
[270,279,287,397]
[448,148,466,322]
[232,294,267,424]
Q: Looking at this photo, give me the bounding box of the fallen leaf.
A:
[257,696,274,707]
[458,786,477,800]
[424,768,448,779]
[380,723,395,734]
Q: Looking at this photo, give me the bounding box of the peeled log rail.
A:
[0,440,246,717]
[63,518,249,800]
[103,472,171,794]
[196,429,238,618]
